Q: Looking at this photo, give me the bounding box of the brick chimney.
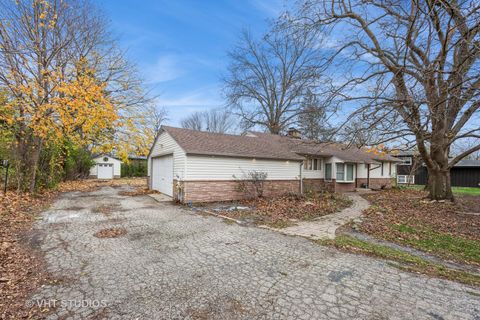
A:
[287,127,301,139]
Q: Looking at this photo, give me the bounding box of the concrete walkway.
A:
[279,193,370,240]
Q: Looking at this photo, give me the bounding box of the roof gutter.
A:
[185,152,303,162]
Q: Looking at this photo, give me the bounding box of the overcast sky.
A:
[100,0,287,126]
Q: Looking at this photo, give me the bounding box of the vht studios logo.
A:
[27,299,108,308]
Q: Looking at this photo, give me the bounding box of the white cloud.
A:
[158,86,223,107]
[248,0,286,17]
[145,55,184,84]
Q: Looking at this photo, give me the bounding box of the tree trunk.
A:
[28,138,42,193]
[14,130,43,193]
[426,167,454,201]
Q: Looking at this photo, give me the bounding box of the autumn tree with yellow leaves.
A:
[0,0,160,192]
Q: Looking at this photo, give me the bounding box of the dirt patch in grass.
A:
[208,192,352,228]
[94,227,127,238]
[458,195,480,213]
[359,189,480,266]
[320,235,480,287]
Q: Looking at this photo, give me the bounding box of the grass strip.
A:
[319,235,480,287]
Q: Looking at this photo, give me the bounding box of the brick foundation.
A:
[303,178,355,193]
[182,180,300,203]
[155,177,395,203]
[334,182,356,192]
[303,179,335,193]
[356,178,394,190]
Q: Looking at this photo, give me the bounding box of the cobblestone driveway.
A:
[30,186,479,319]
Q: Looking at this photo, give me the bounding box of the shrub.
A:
[234,170,268,199]
[121,160,147,177]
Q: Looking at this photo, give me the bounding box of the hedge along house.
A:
[147,126,401,203]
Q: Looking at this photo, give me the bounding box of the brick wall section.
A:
[303,178,355,193]
[303,179,335,193]
[334,182,356,193]
[356,178,394,190]
[182,180,300,203]
[160,177,395,203]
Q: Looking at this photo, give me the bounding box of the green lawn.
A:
[391,224,480,264]
[320,235,480,286]
[402,185,480,196]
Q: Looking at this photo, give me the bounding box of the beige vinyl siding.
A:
[186,155,301,181]
[148,131,186,179]
[302,157,325,179]
[356,161,397,179]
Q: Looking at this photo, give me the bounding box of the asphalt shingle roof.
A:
[160,126,400,163]
[247,131,401,163]
[162,126,303,161]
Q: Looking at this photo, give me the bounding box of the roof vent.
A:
[287,127,301,139]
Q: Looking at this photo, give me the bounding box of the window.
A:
[397,175,414,184]
[381,162,384,176]
[336,163,355,182]
[398,156,412,165]
[347,164,354,181]
[304,158,322,171]
[336,163,344,180]
[325,163,332,180]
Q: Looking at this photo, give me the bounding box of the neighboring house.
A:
[147,126,400,202]
[89,155,122,179]
[396,152,480,187]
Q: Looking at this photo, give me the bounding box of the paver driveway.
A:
[30,186,479,319]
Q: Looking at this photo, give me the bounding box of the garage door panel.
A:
[97,163,113,179]
[151,155,173,196]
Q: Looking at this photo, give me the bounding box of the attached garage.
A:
[147,126,303,201]
[151,155,174,196]
[89,155,122,179]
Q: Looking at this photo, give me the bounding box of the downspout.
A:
[367,163,370,188]
[300,161,304,194]
[355,163,358,188]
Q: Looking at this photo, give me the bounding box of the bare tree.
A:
[181,108,235,134]
[452,138,480,160]
[181,111,205,132]
[149,106,168,141]
[296,0,480,200]
[223,24,327,134]
[298,89,334,140]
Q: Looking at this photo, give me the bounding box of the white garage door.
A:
[151,155,173,196]
[97,163,113,179]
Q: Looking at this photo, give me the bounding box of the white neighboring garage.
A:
[89,155,122,179]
